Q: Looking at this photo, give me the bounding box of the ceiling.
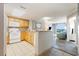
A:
[4,3,77,20]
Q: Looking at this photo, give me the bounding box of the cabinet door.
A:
[20,20,29,27]
[30,32,34,45]
[21,32,26,41]
[9,20,20,27]
[6,32,10,44]
[28,32,34,45]
[25,32,34,45]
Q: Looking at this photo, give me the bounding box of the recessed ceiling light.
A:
[42,17,51,20]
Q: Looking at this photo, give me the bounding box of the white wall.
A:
[4,14,8,56]
[0,4,5,56]
[48,16,67,24]
[66,18,70,41]
[67,15,77,43]
[33,16,67,55]
[37,31,54,55]
[77,4,79,55]
[32,19,46,31]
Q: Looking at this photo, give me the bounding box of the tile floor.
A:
[41,40,77,56]
[53,40,78,56]
[40,47,72,56]
[6,40,77,56]
[6,41,35,56]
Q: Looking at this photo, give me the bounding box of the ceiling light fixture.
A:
[42,17,51,20]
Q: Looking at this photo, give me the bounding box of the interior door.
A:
[9,28,20,43]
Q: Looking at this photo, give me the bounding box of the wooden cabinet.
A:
[21,32,26,41]
[7,16,34,45]
[25,32,34,45]
[6,32,10,44]
[21,31,34,45]
[8,16,29,28]
[20,20,29,27]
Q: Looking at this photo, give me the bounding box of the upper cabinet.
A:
[20,20,29,28]
[8,16,29,28]
[9,20,20,27]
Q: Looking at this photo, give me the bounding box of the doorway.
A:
[52,23,77,56]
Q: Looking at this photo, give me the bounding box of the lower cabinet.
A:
[21,32,34,45]
[25,32,34,45]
